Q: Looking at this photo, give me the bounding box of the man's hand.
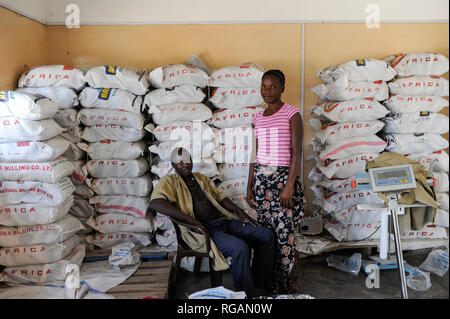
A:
[235,208,259,227]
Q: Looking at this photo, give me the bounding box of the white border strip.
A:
[43,19,450,26]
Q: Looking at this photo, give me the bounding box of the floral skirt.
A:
[252,163,306,284]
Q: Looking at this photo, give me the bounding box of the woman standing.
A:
[247,69,306,293]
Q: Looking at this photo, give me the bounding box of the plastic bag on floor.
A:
[108,242,141,270]
[188,286,246,299]
[326,253,362,276]
[406,268,432,291]
[419,248,449,277]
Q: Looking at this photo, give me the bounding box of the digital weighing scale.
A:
[352,164,433,299]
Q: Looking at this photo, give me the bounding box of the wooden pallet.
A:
[106,259,172,299]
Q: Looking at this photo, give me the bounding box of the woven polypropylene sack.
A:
[18,65,86,91]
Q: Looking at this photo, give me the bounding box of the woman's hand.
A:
[246,187,258,209]
[279,183,294,208]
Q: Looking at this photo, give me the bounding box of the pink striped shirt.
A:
[252,103,299,167]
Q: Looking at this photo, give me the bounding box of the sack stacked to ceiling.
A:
[76,65,154,250]
[1,72,85,283]
[383,52,449,233]
[309,58,395,241]
[146,63,219,187]
[207,63,265,220]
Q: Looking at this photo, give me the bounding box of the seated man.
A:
[150,147,275,298]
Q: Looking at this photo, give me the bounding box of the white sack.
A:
[217,177,247,197]
[209,87,264,109]
[0,244,85,284]
[324,218,381,242]
[85,157,149,178]
[144,85,205,107]
[434,209,449,228]
[214,126,254,144]
[432,171,449,193]
[73,184,95,199]
[316,153,380,179]
[0,196,73,227]
[15,86,79,109]
[402,224,448,240]
[62,143,85,162]
[218,162,250,180]
[388,75,449,96]
[318,58,397,83]
[0,137,70,163]
[69,199,95,218]
[309,118,385,145]
[60,125,82,143]
[322,189,384,213]
[436,193,449,211]
[311,80,389,101]
[406,150,449,172]
[88,176,152,197]
[383,112,449,134]
[383,95,448,114]
[310,98,389,123]
[148,103,212,125]
[229,194,252,211]
[149,64,208,89]
[78,87,142,114]
[78,108,145,129]
[318,135,387,162]
[0,177,75,206]
[85,66,149,95]
[213,144,253,163]
[89,195,150,219]
[317,176,356,193]
[18,65,86,91]
[385,53,449,77]
[86,232,151,249]
[147,121,215,143]
[87,213,153,234]
[0,157,75,183]
[81,125,145,143]
[78,140,145,160]
[151,160,218,178]
[0,91,58,120]
[0,215,85,248]
[149,140,216,162]
[330,205,382,225]
[53,108,78,128]
[385,133,449,154]
[0,235,80,267]
[69,160,87,185]
[0,117,64,143]
[208,63,264,88]
[210,107,263,128]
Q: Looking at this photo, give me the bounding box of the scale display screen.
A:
[368,165,417,193]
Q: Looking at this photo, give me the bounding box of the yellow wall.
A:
[45,24,302,110]
[1,6,449,214]
[0,6,49,90]
[303,23,449,212]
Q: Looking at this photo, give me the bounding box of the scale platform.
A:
[362,256,414,279]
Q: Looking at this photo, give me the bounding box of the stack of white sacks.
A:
[14,65,94,245]
[382,52,449,239]
[77,65,155,250]
[0,65,86,284]
[208,63,265,220]
[309,58,396,241]
[145,63,215,248]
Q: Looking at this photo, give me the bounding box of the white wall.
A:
[1,0,449,25]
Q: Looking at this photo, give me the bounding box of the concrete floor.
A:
[173,247,449,299]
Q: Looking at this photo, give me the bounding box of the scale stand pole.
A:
[390,207,408,299]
